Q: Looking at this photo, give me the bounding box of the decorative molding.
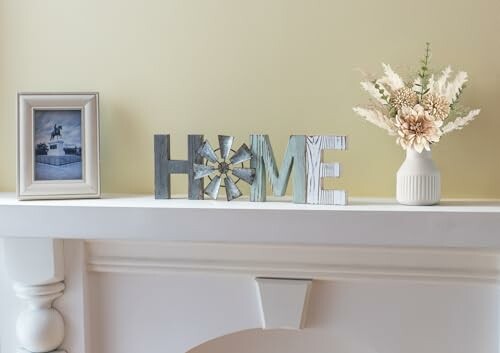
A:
[86,240,500,284]
[256,278,312,330]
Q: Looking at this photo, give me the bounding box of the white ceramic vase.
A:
[396,148,440,206]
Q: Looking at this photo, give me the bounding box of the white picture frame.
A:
[17,92,100,200]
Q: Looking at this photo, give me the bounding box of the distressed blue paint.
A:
[154,134,204,200]
[250,135,306,203]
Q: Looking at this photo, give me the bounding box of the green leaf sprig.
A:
[415,42,431,100]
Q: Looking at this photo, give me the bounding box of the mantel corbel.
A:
[2,238,67,353]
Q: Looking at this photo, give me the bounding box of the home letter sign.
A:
[154,134,348,204]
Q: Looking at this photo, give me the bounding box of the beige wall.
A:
[1,0,498,198]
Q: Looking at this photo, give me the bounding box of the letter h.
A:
[154,134,204,200]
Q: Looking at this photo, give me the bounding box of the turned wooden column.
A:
[3,238,66,353]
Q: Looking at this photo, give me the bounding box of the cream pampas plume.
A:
[434,66,452,96]
[442,109,481,134]
[352,107,396,135]
[379,63,405,91]
[427,74,436,94]
[445,71,468,103]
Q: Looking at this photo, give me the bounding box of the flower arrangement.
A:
[353,43,480,153]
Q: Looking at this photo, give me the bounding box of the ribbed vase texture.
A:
[396,149,440,206]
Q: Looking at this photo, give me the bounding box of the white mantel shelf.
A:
[3,193,500,353]
[1,192,500,248]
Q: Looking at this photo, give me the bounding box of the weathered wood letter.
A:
[154,134,204,200]
[305,135,347,205]
[250,135,306,203]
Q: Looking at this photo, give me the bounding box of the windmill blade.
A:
[232,168,255,185]
[224,176,242,201]
[204,175,221,200]
[193,164,216,180]
[197,141,218,163]
[218,135,234,160]
[229,143,252,164]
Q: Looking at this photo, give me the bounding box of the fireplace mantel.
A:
[1,193,500,353]
[1,193,500,247]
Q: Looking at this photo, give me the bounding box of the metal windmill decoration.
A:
[193,135,255,201]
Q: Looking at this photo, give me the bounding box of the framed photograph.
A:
[17,93,100,200]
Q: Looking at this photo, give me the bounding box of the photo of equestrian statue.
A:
[34,109,83,181]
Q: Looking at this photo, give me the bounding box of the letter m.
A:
[250,135,306,203]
